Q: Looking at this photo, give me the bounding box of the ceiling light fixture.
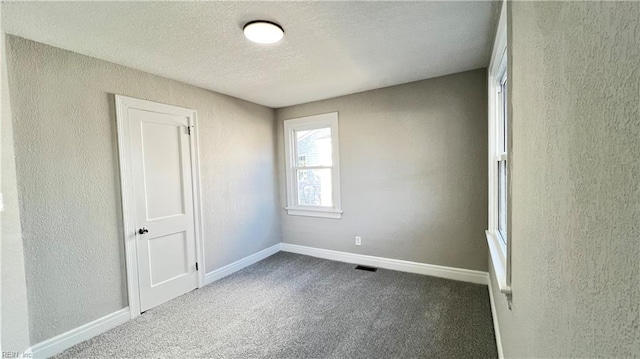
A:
[243,21,284,44]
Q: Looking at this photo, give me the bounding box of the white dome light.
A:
[243,21,284,44]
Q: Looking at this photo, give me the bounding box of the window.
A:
[487,0,511,298]
[496,69,508,244]
[283,112,342,219]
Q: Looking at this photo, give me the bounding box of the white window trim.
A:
[283,112,343,219]
[487,0,511,296]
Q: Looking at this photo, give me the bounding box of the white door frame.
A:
[115,95,206,319]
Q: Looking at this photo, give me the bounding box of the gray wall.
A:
[1,33,30,353]
[5,36,281,344]
[276,69,489,271]
[491,2,640,357]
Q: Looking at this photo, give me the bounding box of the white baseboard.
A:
[205,243,280,285]
[29,307,129,359]
[280,243,489,285]
[487,267,505,359]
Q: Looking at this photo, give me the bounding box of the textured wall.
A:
[1,33,30,353]
[6,36,280,344]
[276,69,489,271]
[490,2,640,357]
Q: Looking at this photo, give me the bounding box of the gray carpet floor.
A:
[56,252,497,358]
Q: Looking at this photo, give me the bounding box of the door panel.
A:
[147,231,189,286]
[128,108,198,312]
[141,121,186,220]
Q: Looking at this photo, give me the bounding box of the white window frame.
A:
[487,1,512,296]
[283,112,343,219]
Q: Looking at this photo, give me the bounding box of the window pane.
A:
[296,128,332,167]
[498,160,507,243]
[500,79,507,153]
[297,168,332,206]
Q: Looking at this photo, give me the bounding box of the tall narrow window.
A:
[497,72,508,244]
[284,112,342,219]
[486,0,511,298]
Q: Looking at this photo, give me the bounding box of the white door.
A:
[117,96,200,314]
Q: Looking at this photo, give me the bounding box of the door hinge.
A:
[195,262,198,271]
[187,126,193,135]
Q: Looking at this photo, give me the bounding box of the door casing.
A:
[115,95,206,319]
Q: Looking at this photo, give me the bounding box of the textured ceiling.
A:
[1,1,498,108]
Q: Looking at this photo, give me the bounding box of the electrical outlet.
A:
[355,236,362,246]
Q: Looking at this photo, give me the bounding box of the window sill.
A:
[486,230,512,295]
[285,207,343,219]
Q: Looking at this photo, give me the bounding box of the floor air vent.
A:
[355,265,378,272]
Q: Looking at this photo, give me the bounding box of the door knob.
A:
[138,227,149,234]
